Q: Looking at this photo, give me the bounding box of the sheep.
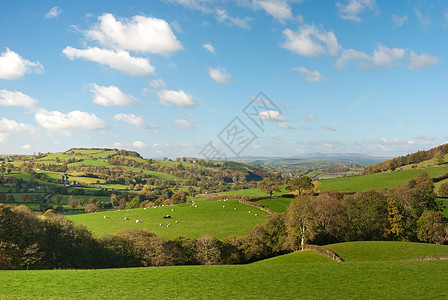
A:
[167,223,171,227]
[159,223,162,226]
[144,207,147,210]
[194,205,198,208]
[104,216,107,219]
[175,221,178,223]
[223,205,226,208]
[171,208,174,211]
[136,220,141,223]
[234,208,237,210]
[124,217,129,220]
[255,214,258,216]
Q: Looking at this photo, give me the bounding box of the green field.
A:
[320,165,448,192]
[256,197,292,213]
[67,200,268,239]
[219,185,289,198]
[1,260,447,299]
[325,241,448,262]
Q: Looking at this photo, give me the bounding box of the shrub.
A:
[85,203,100,213]
[438,182,448,197]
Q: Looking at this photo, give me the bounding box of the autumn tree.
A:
[85,203,100,213]
[438,182,448,197]
[258,177,282,198]
[417,210,447,244]
[285,196,316,251]
[287,176,314,196]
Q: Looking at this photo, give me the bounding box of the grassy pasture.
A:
[324,241,448,262]
[219,185,289,198]
[67,199,268,239]
[320,165,448,192]
[256,197,292,213]
[1,260,447,299]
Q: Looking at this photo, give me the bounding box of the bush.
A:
[438,182,448,197]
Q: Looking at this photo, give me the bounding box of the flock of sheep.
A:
[102,199,259,227]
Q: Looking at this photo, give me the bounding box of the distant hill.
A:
[362,144,448,175]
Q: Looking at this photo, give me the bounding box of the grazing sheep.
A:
[234,208,237,210]
[159,223,162,226]
[194,205,198,208]
[104,216,107,219]
[136,220,141,223]
[124,217,129,220]
[175,221,178,223]
[255,214,258,216]
[171,208,174,211]
[223,205,226,208]
[144,207,147,210]
[163,215,172,219]
[248,211,251,213]
[167,223,171,227]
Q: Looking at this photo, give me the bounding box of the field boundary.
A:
[400,254,448,262]
[304,245,343,262]
[239,199,276,214]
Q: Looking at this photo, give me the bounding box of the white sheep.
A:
[223,205,226,208]
[144,207,147,210]
[234,208,237,210]
[194,205,198,207]
[167,223,171,227]
[255,214,258,216]
[159,223,162,226]
[248,211,251,213]
[136,220,141,223]
[175,221,178,223]
[104,216,107,219]
[171,208,174,211]
[124,217,129,220]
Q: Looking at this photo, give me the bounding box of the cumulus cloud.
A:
[149,79,166,89]
[84,13,183,55]
[203,43,215,54]
[208,67,232,83]
[407,51,440,70]
[113,113,158,131]
[174,119,195,129]
[0,89,38,109]
[90,83,141,106]
[0,117,35,143]
[336,0,377,22]
[157,89,197,107]
[294,67,326,82]
[323,125,336,131]
[253,0,293,22]
[415,134,435,141]
[303,115,316,122]
[22,144,31,150]
[0,48,44,80]
[336,44,405,69]
[45,6,63,19]
[278,122,293,129]
[258,110,288,122]
[414,7,431,29]
[216,9,251,29]
[282,24,340,58]
[62,46,154,76]
[35,109,108,132]
[392,14,407,29]
[132,141,147,149]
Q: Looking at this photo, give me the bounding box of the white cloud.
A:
[216,9,251,29]
[392,15,407,29]
[415,134,435,141]
[323,125,336,131]
[258,110,288,122]
[35,109,108,132]
[336,0,376,22]
[157,89,197,107]
[113,113,158,131]
[294,67,326,82]
[62,46,154,76]
[254,0,293,22]
[0,89,38,109]
[174,119,195,129]
[282,24,341,58]
[45,6,63,19]
[90,83,141,106]
[278,122,293,129]
[113,142,123,148]
[336,45,405,69]
[303,115,316,122]
[208,67,232,83]
[407,51,440,70]
[132,141,147,149]
[0,117,35,143]
[149,79,166,89]
[203,43,215,54]
[0,48,44,80]
[85,13,183,55]
[22,144,31,150]
[414,7,431,29]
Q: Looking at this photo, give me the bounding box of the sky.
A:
[0,0,447,159]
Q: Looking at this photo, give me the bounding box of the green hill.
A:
[253,250,335,264]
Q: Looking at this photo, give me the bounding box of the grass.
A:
[219,185,289,198]
[256,197,292,213]
[320,165,448,192]
[253,250,335,264]
[324,241,448,262]
[0,260,447,299]
[67,199,268,239]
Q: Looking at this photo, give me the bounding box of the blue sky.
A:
[0,0,447,159]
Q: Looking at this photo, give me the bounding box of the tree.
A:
[85,203,100,213]
[258,177,282,198]
[417,210,447,244]
[19,193,29,204]
[194,235,222,265]
[285,196,316,251]
[435,152,445,165]
[438,182,448,197]
[287,176,314,196]
[68,198,78,209]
